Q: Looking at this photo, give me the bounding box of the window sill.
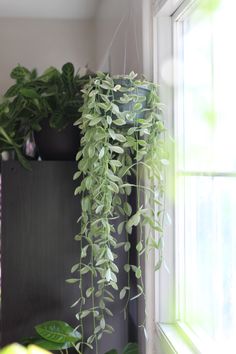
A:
[155,323,200,354]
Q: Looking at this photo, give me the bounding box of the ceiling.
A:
[0,0,98,19]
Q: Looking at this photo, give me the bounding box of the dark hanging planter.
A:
[113,78,150,124]
[34,119,81,161]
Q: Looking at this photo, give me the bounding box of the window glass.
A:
[175,0,236,350]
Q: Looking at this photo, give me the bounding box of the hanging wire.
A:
[98,0,141,74]
[130,0,141,73]
[98,11,129,72]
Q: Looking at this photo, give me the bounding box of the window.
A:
[154,0,236,353]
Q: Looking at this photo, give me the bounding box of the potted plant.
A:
[0,68,168,352]
[21,320,137,354]
[0,63,92,163]
[68,71,168,353]
[21,320,82,352]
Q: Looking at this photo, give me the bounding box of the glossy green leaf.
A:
[35,321,81,344]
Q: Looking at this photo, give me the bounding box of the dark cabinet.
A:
[1,161,129,353]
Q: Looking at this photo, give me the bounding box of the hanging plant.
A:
[68,71,168,353]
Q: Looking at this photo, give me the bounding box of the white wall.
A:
[95,0,143,75]
[0,18,95,94]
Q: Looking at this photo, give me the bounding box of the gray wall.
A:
[0,18,95,95]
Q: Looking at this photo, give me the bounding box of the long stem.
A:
[91,265,98,354]
[136,131,147,329]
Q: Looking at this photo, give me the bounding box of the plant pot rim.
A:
[113,77,150,92]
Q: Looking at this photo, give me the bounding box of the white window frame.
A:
[153,0,204,353]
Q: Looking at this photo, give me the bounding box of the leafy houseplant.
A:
[0,63,91,164]
[21,320,81,353]
[69,71,167,352]
[20,320,137,354]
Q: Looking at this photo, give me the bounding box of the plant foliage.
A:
[70,71,167,352]
[0,63,91,164]
[21,320,81,352]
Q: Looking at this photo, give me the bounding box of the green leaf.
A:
[118,221,125,235]
[4,84,21,97]
[19,88,39,99]
[73,171,81,180]
[107,115,112,124]
[86,287,94,298]
[35,320,81,344]
[96,205,104,214]
[135,267,142,279]
[127,127,138,135]
[136,241,143,253]
[108,129,116,140]
[124,242,131,252]
[127,212,141,228]
[107,170,122,183]
[10,65,31,82]
[105,268,112,282]
[113,118,126,126]
[115,134,126,143]
[71,263,80,273]
[133,103,142,111]
[99,147,105,159]
[81,245,89,258]
[85,176,93,189]
[124,202,132,216]
[109,146,124,154]
[108,182,119,194]
[100,317,106,330]
[123,343,139,354]
[66,278,79,284]
[61,62,75,90]
[89,117,102,126]
[81,265,91,275]
[119,287,127,300]
[75,151,83,161]
[107,248,114,261]
[124,264,130,272]
[109,159,122,169]
[105,350,118,354]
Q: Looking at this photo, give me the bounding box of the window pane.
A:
[181,1,236,172]
[175,0,236,351]
[182,175,236,349]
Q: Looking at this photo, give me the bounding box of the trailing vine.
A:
[67,71,167,352]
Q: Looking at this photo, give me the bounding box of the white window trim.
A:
[153,0,204,353]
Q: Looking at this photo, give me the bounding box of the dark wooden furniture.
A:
[1,161,129,353]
